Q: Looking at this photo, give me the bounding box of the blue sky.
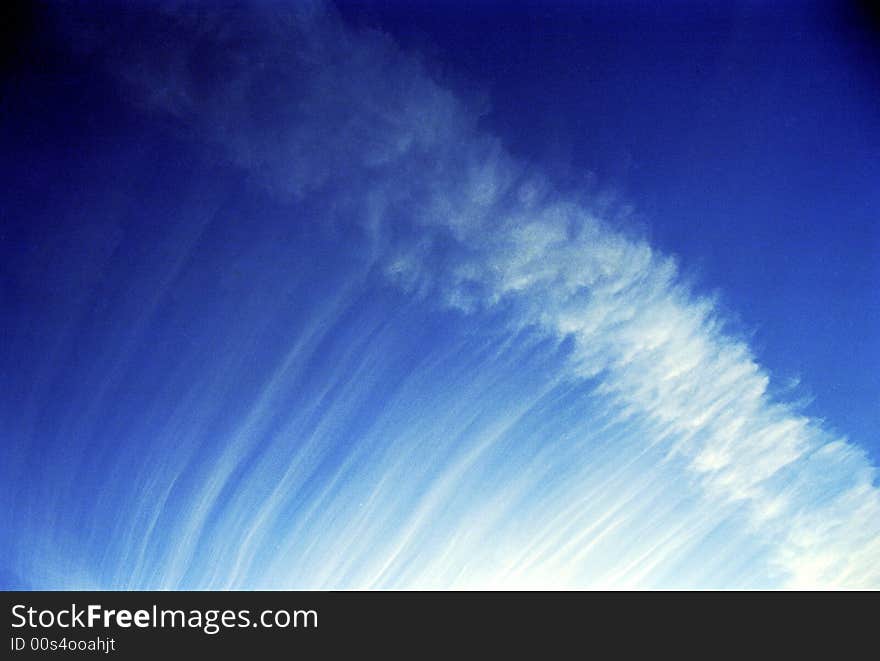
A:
[1,1,878,589]
[337,0,880,455]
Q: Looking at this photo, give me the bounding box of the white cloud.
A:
[71,0,879,588]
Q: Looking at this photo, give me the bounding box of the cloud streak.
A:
[7,0,877,588]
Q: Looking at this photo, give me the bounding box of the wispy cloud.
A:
[20,0,877,588]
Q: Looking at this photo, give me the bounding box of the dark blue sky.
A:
[338,0,880,456]
[4,2,875,452]
[2,1,879,589]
